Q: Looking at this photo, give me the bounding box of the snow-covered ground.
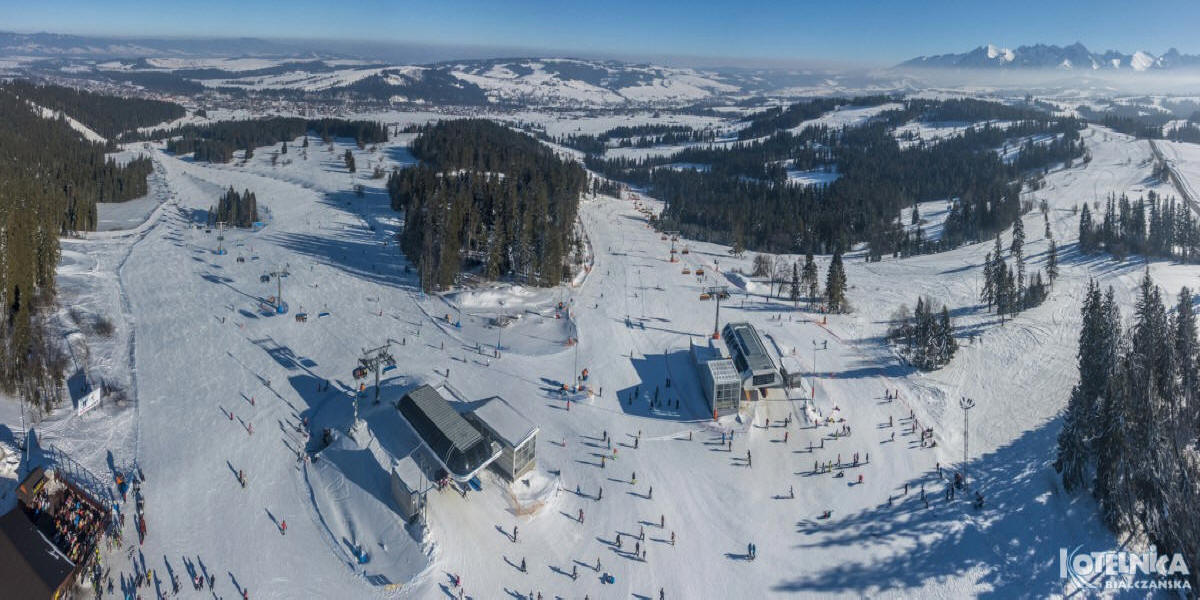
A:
[786,165,840,187]
[2,121,1196,600]
[790,102,904,133]
[1157,139,1200,205]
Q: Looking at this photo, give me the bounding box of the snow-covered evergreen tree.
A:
[824,251,847,312]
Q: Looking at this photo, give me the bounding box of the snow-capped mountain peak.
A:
[986,44,1014,62]
[898,42,1198,71]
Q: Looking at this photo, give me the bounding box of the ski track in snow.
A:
[1,123,1197,599]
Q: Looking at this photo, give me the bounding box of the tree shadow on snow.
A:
[772,418,1116,598]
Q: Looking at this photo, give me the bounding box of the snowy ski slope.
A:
[2,119,1198,600]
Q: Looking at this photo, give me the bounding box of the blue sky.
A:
[6,0,1200,64]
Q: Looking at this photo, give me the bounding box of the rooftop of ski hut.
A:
[398,385,488,473]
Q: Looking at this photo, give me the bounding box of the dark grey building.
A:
[722,322,782,389]
[397,385,500,482]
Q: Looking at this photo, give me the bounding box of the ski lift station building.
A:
[397,385,500,482]
[463,396,539,481]
[690,340,741,416]
[722,322,783,389]
[389,453,429,523]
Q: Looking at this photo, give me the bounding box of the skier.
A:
[648,485,653,499]
[659,514,664,528]
[572,564,578,580]
[578,508,585,523]
[597,487,603,501]
[280,520,287,535]
[857,474,863,484]
[513,525,519,543]
[595,557,601,571]
[789,485,794,499]
[631,472,636,485]
[670,531,675,545]
[520,557,526,573]
[639,525,644,540]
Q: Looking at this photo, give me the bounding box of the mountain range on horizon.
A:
[899,42,1200,71]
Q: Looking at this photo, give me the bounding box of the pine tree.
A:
[802,251,819,305]
[729,221,746,257]
[824,251,847,313]
[1011,215,1026,295]
[789,261,801,306]
[1079,203,1094,252]
[1173,287,1199,432]
[1046,239,1059,284]
[281,141,287,155]
[981,251,995,310]
[344,149,356,173]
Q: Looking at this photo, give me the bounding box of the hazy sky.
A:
[7,0,1200,64]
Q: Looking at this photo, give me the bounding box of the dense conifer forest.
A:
[209,188,259,228]
[586,98,1082,256]
[0,86,153,405]
[1,80,187,142]
[152,117,387,163]
[1055,274,1200,590]
[386,119,587,291]
[556,123,718,154]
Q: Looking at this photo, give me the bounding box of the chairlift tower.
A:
[215,221,227,255]
[702,285,729,339]
[268,265,290,313]
[664,230,681,262]
[350,342,397,435]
